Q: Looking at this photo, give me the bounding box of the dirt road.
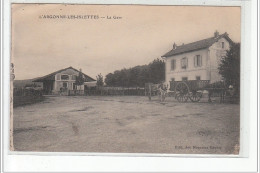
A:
[13,96,240,154]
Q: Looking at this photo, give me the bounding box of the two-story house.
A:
[161,31,233,86]
[33,66,96,95]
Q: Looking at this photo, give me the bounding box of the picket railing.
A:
[84,87,145,96]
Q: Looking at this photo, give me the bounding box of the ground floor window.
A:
[171,78,175,82]
[63,82,68,88]
[73,83,77,90]
[196,76,201,80]
[182,77,188,81]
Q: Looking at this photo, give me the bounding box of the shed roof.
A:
[162,33,233,57]
[32,66,96,82]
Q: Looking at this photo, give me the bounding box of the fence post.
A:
[148,84,151,100]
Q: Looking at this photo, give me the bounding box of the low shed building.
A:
[33,66,96,95]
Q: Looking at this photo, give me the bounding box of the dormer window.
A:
[221,42,225,48]
[181,57,188,69]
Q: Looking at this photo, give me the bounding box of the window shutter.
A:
[194,56,196,67]
[174,60,176,70]
[200,56,202,66]
[186,58,188,68]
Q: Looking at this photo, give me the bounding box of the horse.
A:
[146,82,168,102]
[157,83,168,102]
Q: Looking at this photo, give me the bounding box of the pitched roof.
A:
[33,66,96,82]
[162,33,233,57]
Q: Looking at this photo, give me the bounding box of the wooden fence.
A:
[68,90,85,96]
[84,87,145,96]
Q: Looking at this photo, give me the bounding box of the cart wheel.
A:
[189,91,203,102]
[176,93,189,102]
[175,82,189,102]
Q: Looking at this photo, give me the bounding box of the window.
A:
[63,82,68,88]
[73,83,77,90]
[61,74,69,80]
[182,77,188,81]
[181,57,188,69]
[56,74,61,80]
[171,59,176,70]
[194,55,202,67]
[171,78,175,82]
[196,76,201,80]
[221,42,225,48]
[72,75,77,80]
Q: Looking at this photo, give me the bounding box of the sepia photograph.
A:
[11,4,241,154]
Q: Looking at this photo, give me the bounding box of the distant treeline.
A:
[14,79,43,89]
[104,58,165,87]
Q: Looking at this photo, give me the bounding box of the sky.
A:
[11,4,241,80]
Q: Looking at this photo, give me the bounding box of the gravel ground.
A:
[13,96,240,154]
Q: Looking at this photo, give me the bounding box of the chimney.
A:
[214,30,219,37]
[173,42,177,49]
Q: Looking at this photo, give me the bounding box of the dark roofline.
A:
[162,33,234,58]
[33,66,96,82]
[220,32,234,45]
[163,47,207,57]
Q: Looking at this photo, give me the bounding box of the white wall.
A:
[165,37,231,85]
[53,68,79,92]
[165,48,209,85]
[208,37,230,83]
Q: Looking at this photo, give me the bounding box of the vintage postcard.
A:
[11,4,241,154]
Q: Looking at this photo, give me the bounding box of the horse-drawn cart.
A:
[145,80,227,103]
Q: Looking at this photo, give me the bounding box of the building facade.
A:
[162,32,233,85]
[33,66,96,95]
